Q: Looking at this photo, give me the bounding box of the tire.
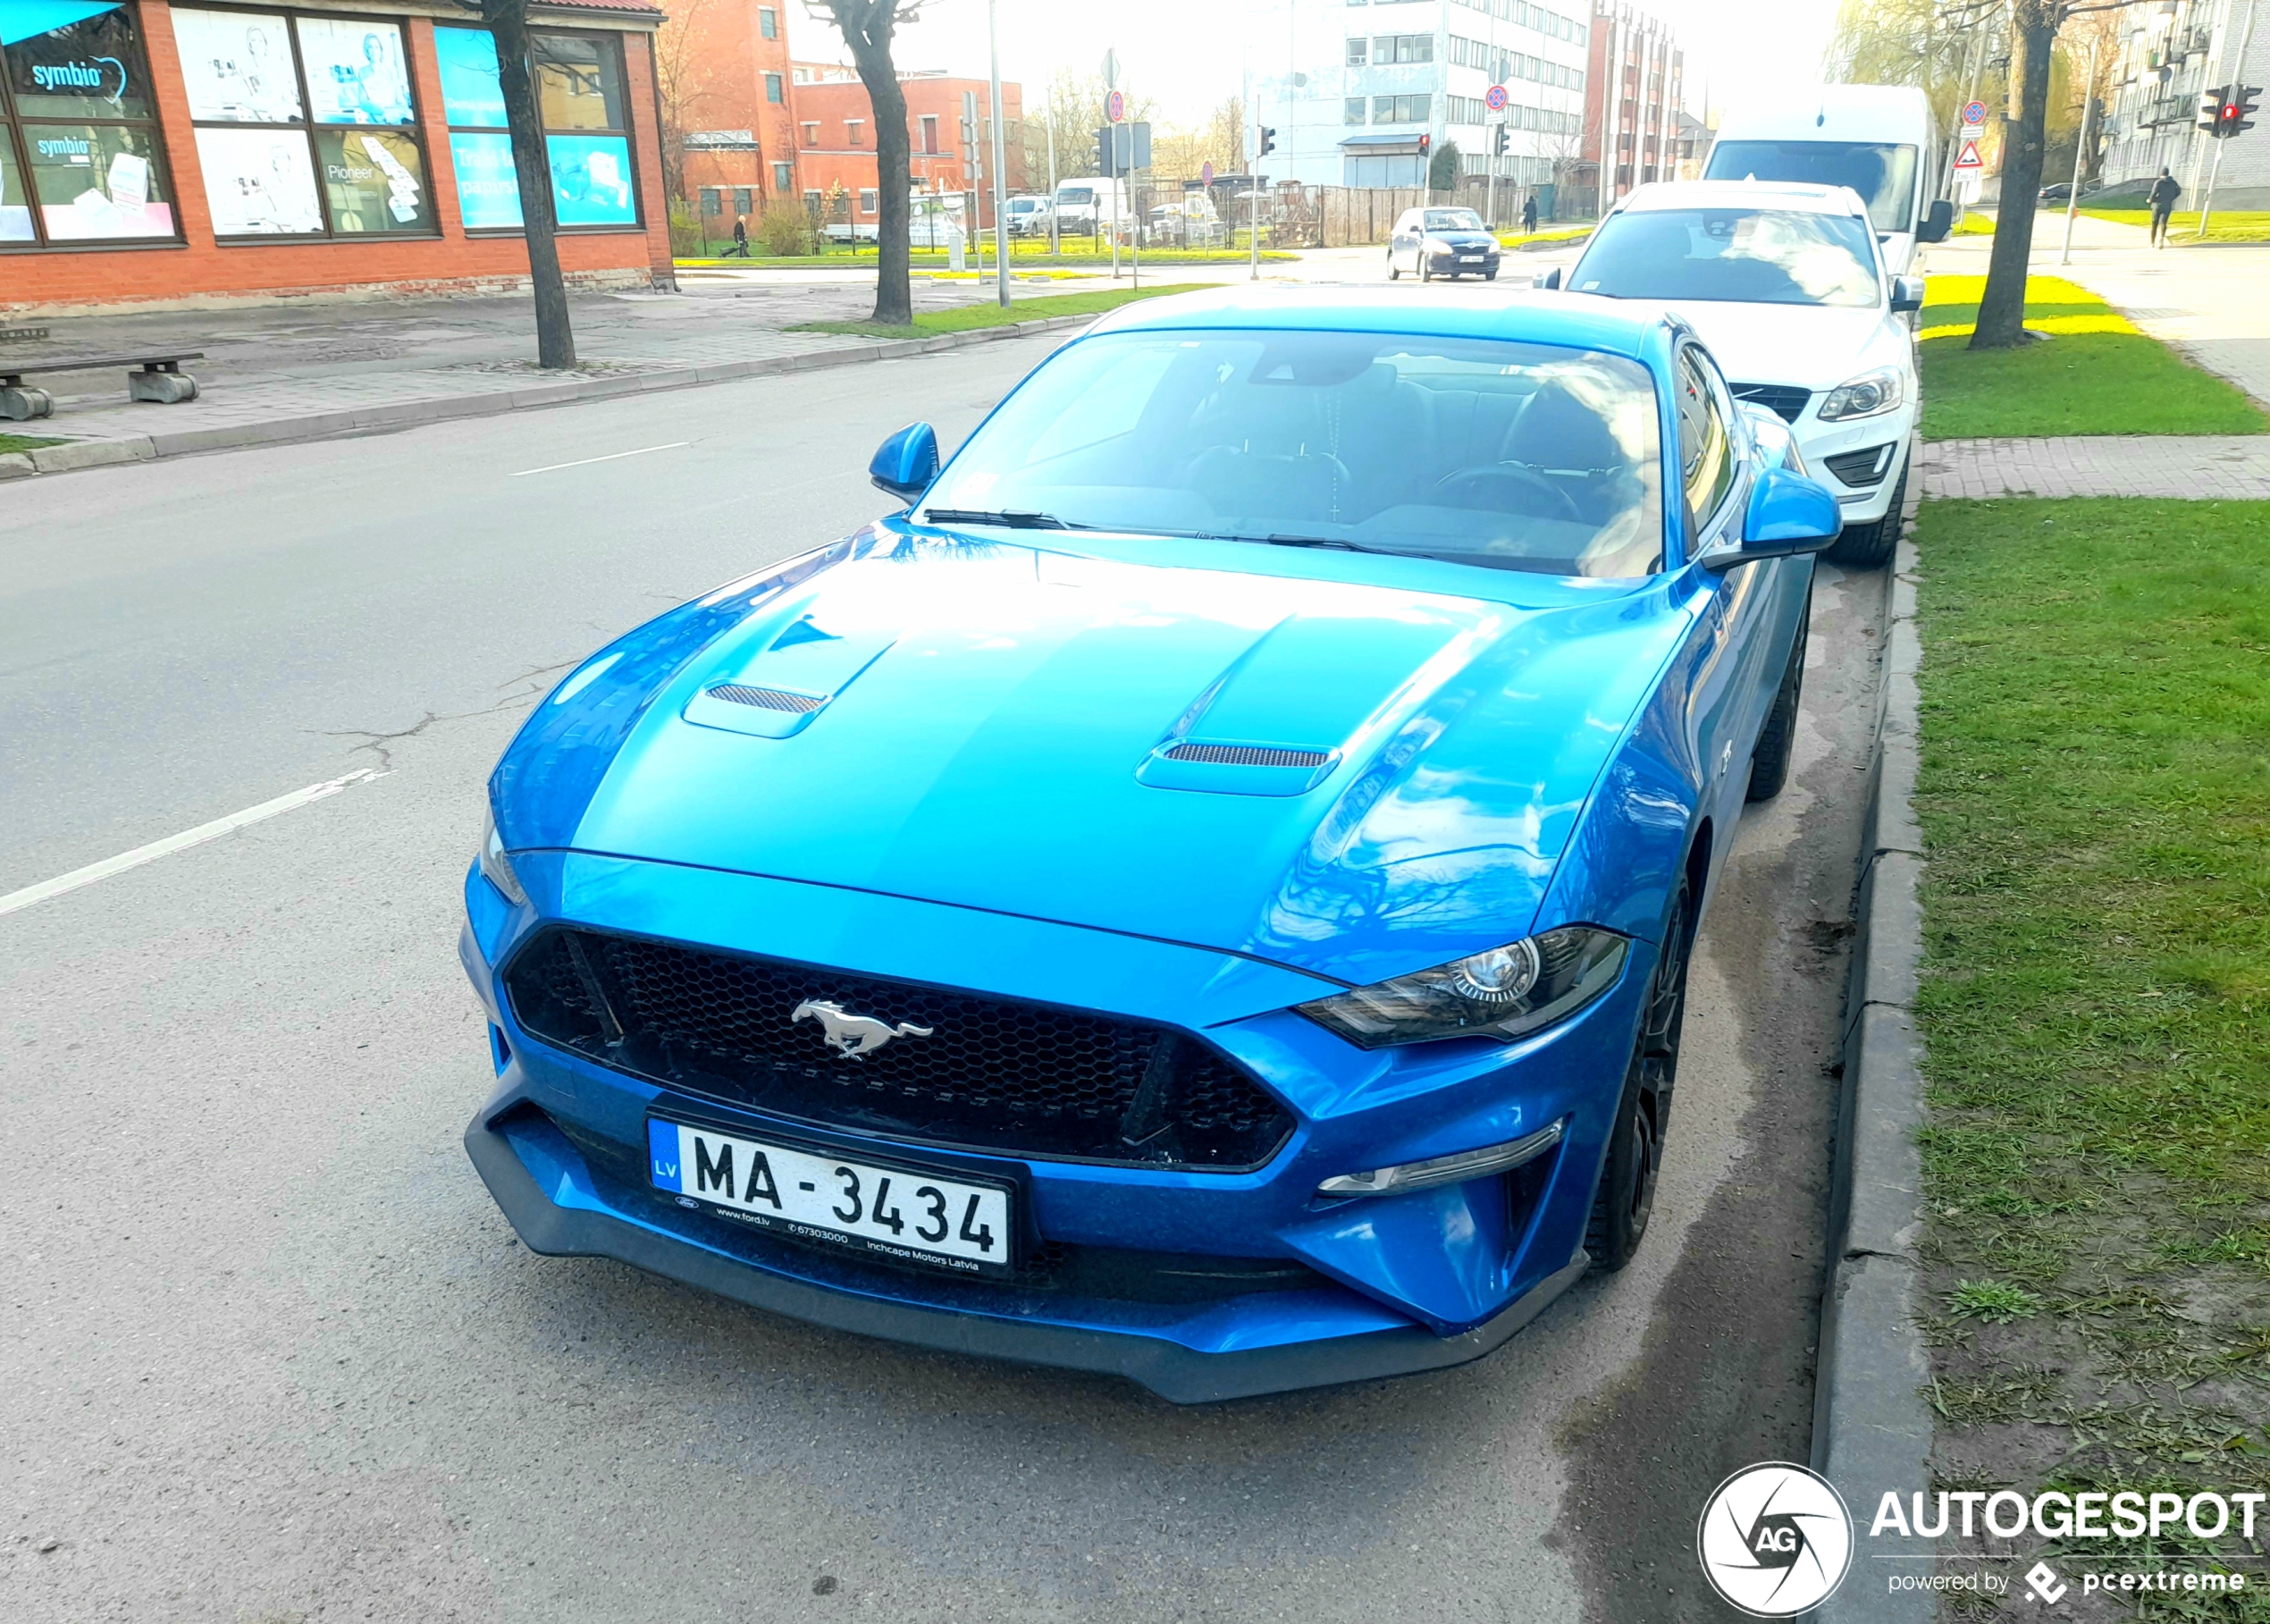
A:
[1485,268,1499,281]
[1746,591,1811,802]
[1419,255,1432,282]
[1388,254,1400,281]
[1586,871,1694,1271]
[1825,450,1907,569]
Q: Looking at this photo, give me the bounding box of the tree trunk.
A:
[483,0,577,368]
[1972,0,2058,350]
[848,42,912,325]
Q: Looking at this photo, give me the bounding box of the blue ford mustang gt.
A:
[460,287,1842,1401]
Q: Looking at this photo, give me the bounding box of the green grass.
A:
[1913,498,2270,1560]
[1950,210,1997,237]
[788,282,1211,339]
[676,242,1293,270]
[2081,207,2270,244]
[1495,223,1593,248]
[0,432,63,456]
[1920,273,2269,437]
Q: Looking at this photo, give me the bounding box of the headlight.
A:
[479,809,527,906]
[1818,367,1905,422]
[1298,927,1627,1048]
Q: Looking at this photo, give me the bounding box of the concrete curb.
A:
[2,312,1097,477]
[1812,501,1937,1620]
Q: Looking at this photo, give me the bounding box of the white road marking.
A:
[0,770,385,920]
[509,442,690,477]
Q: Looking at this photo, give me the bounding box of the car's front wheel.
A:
[1388,251,1400,281]
[1418,253,1432,282]
[1746,593,1810,802]
[1586,871,1693,1271]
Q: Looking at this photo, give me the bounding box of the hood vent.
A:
[708,683,827,714]
[1164,743,1330,769]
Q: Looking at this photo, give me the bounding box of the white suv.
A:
[1543,180,1921,568]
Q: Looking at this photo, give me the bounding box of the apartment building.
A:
[1578,0,1684,211]
[2100,0,2269,206]
[1247,0,1592,190]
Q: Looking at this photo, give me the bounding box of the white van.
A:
[1702,85,1955,274]
[1054,177,1131,234]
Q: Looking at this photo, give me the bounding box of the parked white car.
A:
[1005,195,1054,237]
[1542,179,1921,568]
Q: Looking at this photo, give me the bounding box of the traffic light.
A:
[1418,133,1432,155]
[2230,85,2262,138]
[1492,124,1509,156]
[2201,85,2230,133]
[1257,126,1276,158]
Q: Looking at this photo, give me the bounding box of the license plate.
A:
[648,1118,1013,1278]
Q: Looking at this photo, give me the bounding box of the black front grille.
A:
[1164,743,1329,768]
[1730,383,1812,424]
[505,929,1295,1169]
[1822,444,1895,487]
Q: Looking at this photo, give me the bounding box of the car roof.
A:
[1086,284,1670,361]
[1612,179,1870,217]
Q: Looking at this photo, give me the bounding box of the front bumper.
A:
[459,852,1644,1401]
[1793,399,1919,526]
[1428,247,1501,275]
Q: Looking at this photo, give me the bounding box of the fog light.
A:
[1316,1120,1564,1199]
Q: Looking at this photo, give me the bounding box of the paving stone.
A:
[1921,435,2270,500]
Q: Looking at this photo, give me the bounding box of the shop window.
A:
[758,6,776,39]
[434,25,640,231]
[0,0,180,247]
[172,8,435,240]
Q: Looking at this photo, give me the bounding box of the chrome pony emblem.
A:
[792,998,934,1060]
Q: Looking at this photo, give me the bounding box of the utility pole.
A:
[2060,28,2100,263]
[1047,91,1060,256]
[987,0,1011,306]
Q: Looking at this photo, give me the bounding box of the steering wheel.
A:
[1431,463,1585,523]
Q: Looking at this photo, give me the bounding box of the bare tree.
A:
[653,0,719,205]
[809,0,920,326]
[475,0,575,367]
[1970,0,2122,349]
[1022,69,1157,186]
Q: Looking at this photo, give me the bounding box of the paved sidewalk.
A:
[1922,434,2270,499]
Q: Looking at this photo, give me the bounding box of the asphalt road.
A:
[1,330,1882,1622]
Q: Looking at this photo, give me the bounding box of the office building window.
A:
[0,0,180,246]
[845,117,862,146]
[434,26,640,231]
[1372,93,1430,123]
[758,6,776,38]
[1373,33,1432,63]
[698,186,719,215]
[764,72,783,104]
[1345,97,1367,124]
[858,187,876,214]
[921,114,937,153]
[773,160,793,190]
[1345,38,1366,63]
[732,185,751,215]
[802,121,819,146]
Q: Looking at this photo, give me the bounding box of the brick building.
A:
[1,0,676,314]
[1578,0,1683,213]
[790,61,1022,231]
[652,0,798,230]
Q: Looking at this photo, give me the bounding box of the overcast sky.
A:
[802,0,1845,128]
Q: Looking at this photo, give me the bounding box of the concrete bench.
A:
[1,352,204,420]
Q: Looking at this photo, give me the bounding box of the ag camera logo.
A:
[1697,1462,1854,1616]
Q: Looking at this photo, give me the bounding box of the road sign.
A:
[1102,48,1119,88]
[1484,83,1509,113]
[1953,136,1983,171]
[1106,88,1127,124]
[1962,99,1987,126]
[1200,160,1215,186]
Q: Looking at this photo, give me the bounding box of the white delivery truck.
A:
[1702,85,1955,274]
[1054,177,1131,238]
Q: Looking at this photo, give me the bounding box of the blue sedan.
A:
[460,287,1842,1401]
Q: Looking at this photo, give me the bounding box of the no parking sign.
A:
[1485,83,1509,113]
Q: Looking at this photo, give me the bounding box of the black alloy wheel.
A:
[1585,872,1694,1271]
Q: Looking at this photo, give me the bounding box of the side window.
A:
[1675,348,1735,534]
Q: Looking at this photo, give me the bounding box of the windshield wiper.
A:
[921,508,1076,530]
[1244,533,1401,556]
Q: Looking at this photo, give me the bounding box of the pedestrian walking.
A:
[1520,195,1539,235]
[727,215,751,257]
[2148,168,2182,248]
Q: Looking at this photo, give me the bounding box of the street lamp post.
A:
[2060,29,2101,265]
[987,0,1011,306]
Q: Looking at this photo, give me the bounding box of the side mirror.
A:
[869,422,938,501]
[1536,266,1562,290]
[1918,198,1955,244]
[1704,468,1842,571]
[1890,274,1925,314]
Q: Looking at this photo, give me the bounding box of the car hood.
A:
[1427,231,1499,248]
[1650,300,1902,390]
[495,528,1689,986]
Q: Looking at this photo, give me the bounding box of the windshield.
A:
[1572,207,1881,307]
[1058,187,1094,205]
[1425,209,1485,231]
[916,330,1665,579]
[1704,140,1921,234]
